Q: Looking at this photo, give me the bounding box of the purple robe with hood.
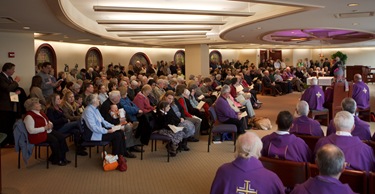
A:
[291,175,354,194]
[210,157,285,194]
[352,81,370,109]
[314,134,375,172]
[301,85,325,111]
[326,116,371,140]
[261,132,312,162]
[290,116,324,137]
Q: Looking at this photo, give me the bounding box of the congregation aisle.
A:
[1,89,373,194]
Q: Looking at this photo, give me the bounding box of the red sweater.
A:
[25,111,48,144]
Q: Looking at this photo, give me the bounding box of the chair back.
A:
[259,157,307,189]
[295,134,321,152]
[307,163,367,194]
[80,118,93,141]
[369,172,375,194]
[208,107,218,124]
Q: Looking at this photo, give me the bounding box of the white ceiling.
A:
[0,0,375,49]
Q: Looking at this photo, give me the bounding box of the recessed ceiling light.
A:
[23,26,30,30]
[347,3,359,7]
[256,27,262,30]
[352,22,359,25]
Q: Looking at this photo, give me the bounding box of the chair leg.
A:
[96,146,99,153]
[151,140,154,152]
[46,146,49,169]
[141,145,144,160]
[38,146,41,158]
[89,147,92,158]
[167,141,170,163]
[207,132,212,152]
[18,148,21,169]
[34,146,37,159]
[75,147,78,168]
[154,140,158,151]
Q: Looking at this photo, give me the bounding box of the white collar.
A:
[336,131,352,136]
[275,131,289,135]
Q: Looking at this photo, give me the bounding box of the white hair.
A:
[235,132,263,159]
[131,80,138,86]
[109,90,121,101]
[296,100,309,116]
[221,84,231,94]
[334,111,354,132]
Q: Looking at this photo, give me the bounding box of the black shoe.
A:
[124,151,137,158]
[52,160,67,166]
[129,146,144,153]
[77,149,88,156]
[187,137,199,142]
[64,159,71,164]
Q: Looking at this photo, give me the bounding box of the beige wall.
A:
[0,32,35,90]
[311,47,375,67]
[30,40,375,72]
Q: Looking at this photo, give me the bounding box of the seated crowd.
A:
[4,57,374,192]
[14,58,309,166]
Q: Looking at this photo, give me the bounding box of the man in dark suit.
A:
[262,70,282,96]
[0,63,21,147]
[99,90,140,158]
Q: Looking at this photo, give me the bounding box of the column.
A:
[185,44,209,79]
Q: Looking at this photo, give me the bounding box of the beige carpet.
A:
[1,90,374,194]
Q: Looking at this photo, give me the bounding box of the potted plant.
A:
[331,51,348,64]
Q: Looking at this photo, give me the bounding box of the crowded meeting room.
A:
[2,0,375,194]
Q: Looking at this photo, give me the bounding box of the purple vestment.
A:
[261,133,312,162]
[326,116,371,140]
[215,96,238,123]
[291,176,354,194]
[314,134,375,172]
[301,85,325,111]
[210,157,285,194]
[352,81,370,109]
[290,116,324,137]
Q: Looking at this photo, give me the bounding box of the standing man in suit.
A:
[0,62,21,147]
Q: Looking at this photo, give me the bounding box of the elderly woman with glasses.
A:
[82,94,126,158]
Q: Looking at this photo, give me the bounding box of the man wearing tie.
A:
[0,62,21,147]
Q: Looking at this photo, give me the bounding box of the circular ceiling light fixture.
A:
[262,28,375,45]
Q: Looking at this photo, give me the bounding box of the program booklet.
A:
[196,101,206,110]
[168,125,184,133]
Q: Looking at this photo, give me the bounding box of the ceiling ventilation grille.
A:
[0,17,18,24]
[334,12,374,18]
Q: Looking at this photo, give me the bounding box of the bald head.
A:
[235,132,263,159]
[309,77,318,85]
[334,111,354,132]
[354,74,362,82]
[316,144,345,178]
